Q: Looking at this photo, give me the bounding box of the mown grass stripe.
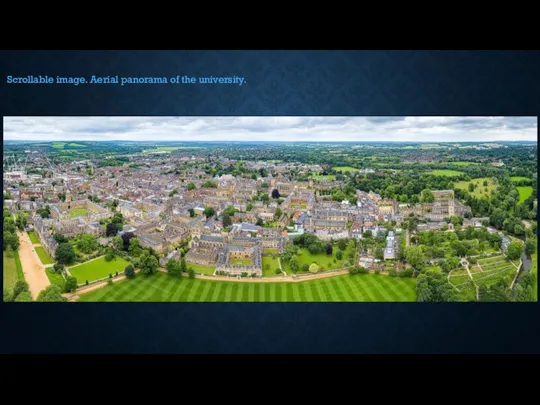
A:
[209,281,223,301]
[248,283,256,302]
[253,283,262,302]
[199,279,214,301]
[376,276,402,301]
[350,275,376,301]
[362,275,387,301]
[327,277,347,301]
[319,279,336,302]
[314,281,327,302]
[336,275,356,301]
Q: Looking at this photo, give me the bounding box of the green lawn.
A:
[35,246,53,265]
[186,262,216,275]
[230,258,253,265]
[27,231,40,244]
[332,166,358,173]
[52,142,66,149]
[3,249,19,288]
[70,208,87,218]
[77,272,417,302]
[69,256,130,283]
[310,174,336,181]
[429,169,465,177]
[510,176,530,182]
[454,177,498,199]
[517,186,533,203]
[262,255,281,277]
[67,143,87,147]
[282,247,345,273]
[46,268,65,288]
[263,249,278,255]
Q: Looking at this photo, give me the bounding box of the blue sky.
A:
[3,116,537,142]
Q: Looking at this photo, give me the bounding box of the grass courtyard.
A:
[517,186,533,203]
[46,268,65,288]
[27,231,40,244]
[69,208,87,218]
[230,258,253,266]
[186,262,216,275]
[454,177,498,199]
[281,247,346,274]
[3,248,23,289]
[429,169,465,177]
[77,272,417,302]
[69,256,130,283]
[35,246,53,265]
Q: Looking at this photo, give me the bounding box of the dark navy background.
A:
[1,50,539,354]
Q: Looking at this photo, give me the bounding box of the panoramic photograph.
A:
[2,116,538,303]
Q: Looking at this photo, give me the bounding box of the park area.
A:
[281,247,347,274]
[77,272,417,302]
[69,256,130,283]
[35,246,53,265]
[517,186,533,203]
[262,255,281,276]
[453,177,498,198]
[3,248,23,289]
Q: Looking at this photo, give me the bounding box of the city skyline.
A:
[3,116,538,142]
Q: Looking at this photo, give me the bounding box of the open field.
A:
[454,177,498,198]
[517,186,533,203]
[262,255,281,276]
[70,208,87,218]
[77,272,417,302]
[332,166,358,173]
[186,262,216,275]
[3,249,22,288]
[310,174,336,181]
[282,247,345,274]
[52,142,66,149]
[448,161,481,166]
[142,146,202,154]
[35,246,53,265]
[511,176,531,182]
[429,169,465,177]
[27,231,40,244]
[69,256,130,283]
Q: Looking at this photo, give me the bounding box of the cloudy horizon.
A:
[3,116,538,142]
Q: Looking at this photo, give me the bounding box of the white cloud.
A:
[3,116,537,142]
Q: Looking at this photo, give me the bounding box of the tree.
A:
[506,240,523,261]
[12,280,29,300]
[188,269,195,278]
[246,203,253,211]
[3,232,19,251]
[375,247,384,261]
[271,189,280,199]
[326,244,333,255]
[53,233,67,243]
[166,259,181,276]
[128,237,140,255]
[309,263,319,273]
[139,251,159,275]
[260,193,269,203]
[222,213,232,228]
[338,239,347,251]
[289,255,299,272]
[187,182,196,191]
[256,218,264,227]
[335,250,343,260]
[64,276,78,293]
[180,257,187,273]
[274,207,282,221]
[105,248,115,262]
[77,233,98,254]
[420,189,434,203]
[106,222,118,237]
[112,235,123,251]
[124,264,135,279]
[404,246,424,269]
[203,207,215,218]
[14,291,32,302]
[37,285,67,302]
[525,238,536,258]
[55,242,75,265]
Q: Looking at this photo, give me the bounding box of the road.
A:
[17,230,50,299]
